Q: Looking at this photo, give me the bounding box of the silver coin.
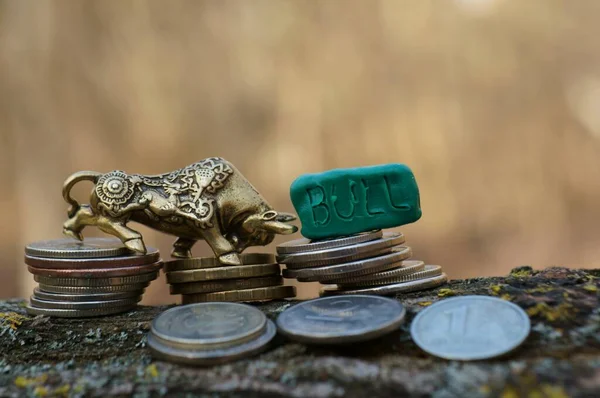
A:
[34,272,158,287]
[283,246,412,282]
[276,230,383,255]
[25,238,130,258]
[410,296,531,361]
[276,295,406,344]
[147,320,276,365]
[325,260,425,285]
[29,296,141,310]
[25,304,136,318]
[33,287,144,302]
[25,247,160,269]
[151,302,267,350]
[276,231,405,267]
[38,282,149,294]
[320,274,448,296]
[337,264,443,288]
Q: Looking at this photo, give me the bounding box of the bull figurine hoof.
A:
[61,157,298,262]
[124,238,147,255]
[218,253,242,266]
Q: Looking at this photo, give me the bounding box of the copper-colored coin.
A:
[166,263,281,284]
[164,253,276,272]
[27,261,163,278]
[25,247,160,269]
[182,285,297,304]
[170,276,284,295]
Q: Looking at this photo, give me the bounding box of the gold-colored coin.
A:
[164,253,276,272]
[336,265,442,288]
[325,260,425,284]
[34,272,158,287]
[170,276,283,295]
[182,285,296,303]
[283,246,412,282]
[166,263,280,284]
[320,274,448,296]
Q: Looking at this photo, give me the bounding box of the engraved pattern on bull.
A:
[62,157,298,265]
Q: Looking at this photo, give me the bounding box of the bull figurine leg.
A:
[202,227,242,265]
[171,237,197,258]
[63,205,97,241]
[96,216,147,254]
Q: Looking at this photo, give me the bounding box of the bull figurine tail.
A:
[62,171,102,218]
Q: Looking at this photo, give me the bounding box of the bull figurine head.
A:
[62,157,298,265]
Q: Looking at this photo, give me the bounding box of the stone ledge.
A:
[1,267,599,397]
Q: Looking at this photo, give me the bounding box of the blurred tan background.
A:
[1,0,600,304]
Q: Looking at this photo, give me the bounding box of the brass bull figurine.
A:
[62,157,298,265]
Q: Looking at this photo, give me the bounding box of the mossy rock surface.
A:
[1,267,599,397]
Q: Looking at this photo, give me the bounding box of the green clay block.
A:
[290,164,421,240]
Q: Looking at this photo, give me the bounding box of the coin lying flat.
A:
[25,247,160,269]
[33,287,144,302]
[166,263,280,284]
[170,276,283,295]
[29,296,141,310]
[276,230,383,255]
[283,246,412,282]
[320,274,448,296]
[276,231,405,266]
[337,265,442,288]
[181,285,296,304]
[164,253,276,272]
[411,296,531,361]
[27,261,163,278]
[38,282,149,294]
[34,272,159,287]
[277,295,406,344]
[25,238,130,259]
[25,304,137,318]
[326,260,425,284]
[151,303,267,350]
[147,320,276,365]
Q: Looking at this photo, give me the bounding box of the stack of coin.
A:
[164,253,296,304]
[25,238,162,318]
[148,302,276,365]
[276,230,448,296]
